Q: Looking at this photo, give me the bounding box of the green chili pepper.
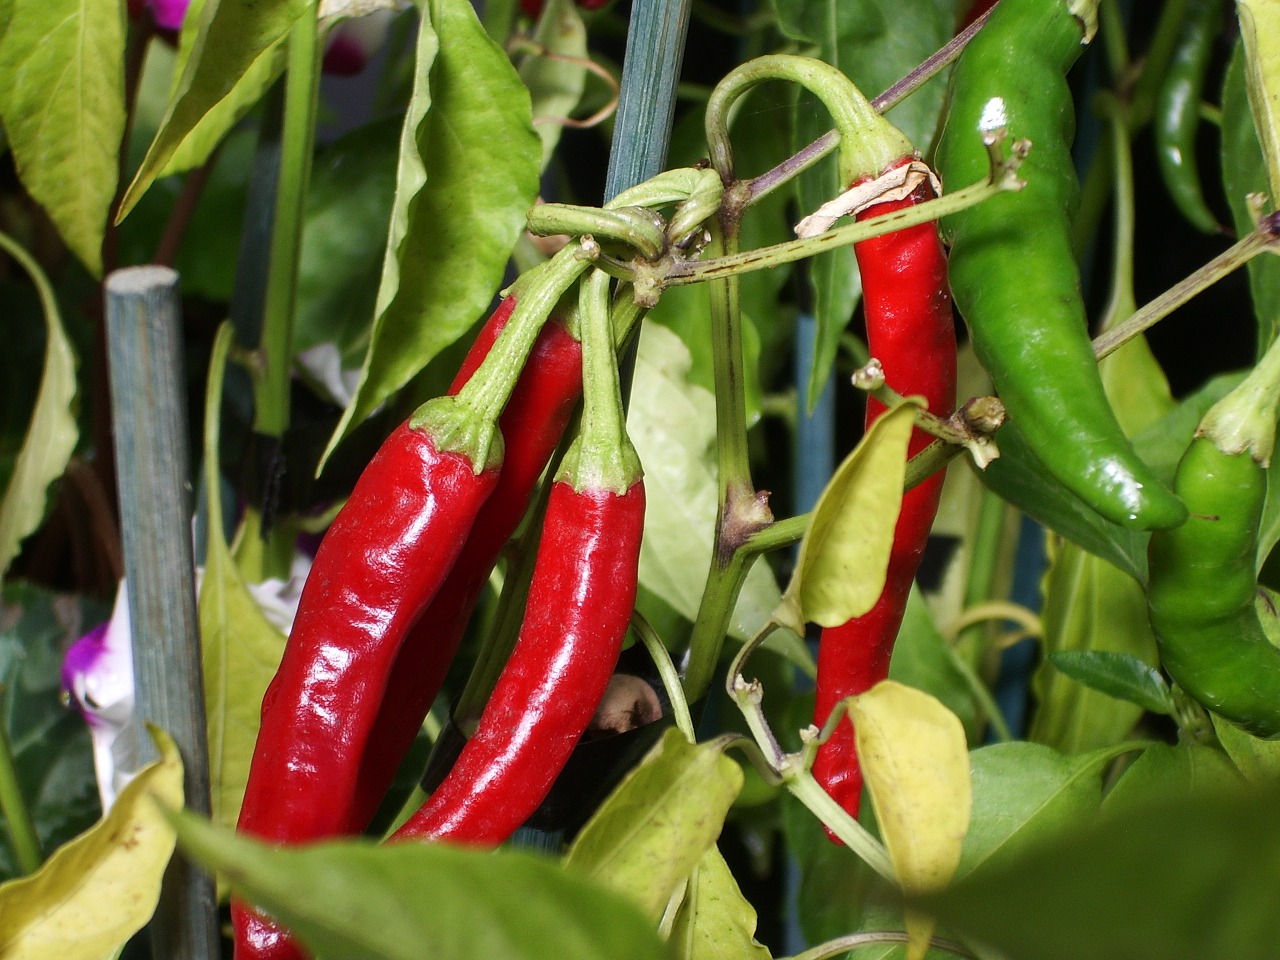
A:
[1147,336,1280,740]
[935,0,1186,530]
[1155,0,1226,234]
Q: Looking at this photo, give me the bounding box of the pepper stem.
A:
[705,55,912,189]
[1198,330,1280,465]
[557,269,642,493]
[413,242,594,472]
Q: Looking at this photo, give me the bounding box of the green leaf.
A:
[0,584,105,881]
[668,846,772,960]
[161,0,288,179]
[975,423,1148,581]
[171,809,673,960]
[519,0,588,170]
[0,0,125,275]
[0,234,78,585]
[1045,651,1176,717]
[323,0,540,461]
[776,400,916,634]
[295,117,401,372]
[0,726,183,959]
[627,323,797,650]
[917,778,1280,960]
[198,326,287,831]
[1102,742,1245,814]
[564,729,743,921]
[1212,713,1280,785]
[1029,544,1161,753]
[1222,39,1280,354]
[957,741,1113,880]
[118,0,310,220]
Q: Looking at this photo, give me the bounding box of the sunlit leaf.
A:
[0,235,78,584]
[776,400,916,634]
[564,728,743,920]
[852,681,968,960]
[170,809,671,960]
[627,323,803,656]
[0,0,125,275]
[669,845,772,960]
[198,326,287,830]
[118,0,310,220]
[323,0,540,462]
[0,726,182,959]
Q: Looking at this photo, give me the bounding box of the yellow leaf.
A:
[199,324,288,830]
[851,681,970,960]
[0,726,184,959]
[776,401,917,633]
[1238,0,1280,202]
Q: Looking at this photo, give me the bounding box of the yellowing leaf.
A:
[851,680,970,960]
[0,726,184,959]
[0,233,78,584]
[0,0,125,275]
[199,325,288,830]
[776,401,917,634]
[565,729,743,920]
[668,846,772,960]
[1238,0,1280,202]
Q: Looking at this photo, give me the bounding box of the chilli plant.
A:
[1,0,1280,959]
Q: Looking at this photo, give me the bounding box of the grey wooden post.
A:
[602,0,692,201]
[105,265,220,960]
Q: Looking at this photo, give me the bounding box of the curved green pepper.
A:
[1147,343,1280,740]
[935,0,1186,530]
[1155,0,1226,234]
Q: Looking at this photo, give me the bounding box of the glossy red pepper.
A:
[391,268,644,847]
[233,415,500,959]
[233,245,592,959]
[813,159,956,828]
[348,297,584,830]
[390,478,645,844]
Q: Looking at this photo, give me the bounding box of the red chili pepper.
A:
[233,414,500,959]
[391,268,644,847]
[347,297,584,831]
[813,159,956,830]
[233,246,592,959]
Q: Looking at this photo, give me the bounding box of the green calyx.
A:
[410,395,506,474]
[556,269,642,495]
[705,54,912,188]
[455,241,595,423]
[1197,333,1280,465]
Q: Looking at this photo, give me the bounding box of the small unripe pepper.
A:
[1147,336,1280,739]
[391,268,644,846]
